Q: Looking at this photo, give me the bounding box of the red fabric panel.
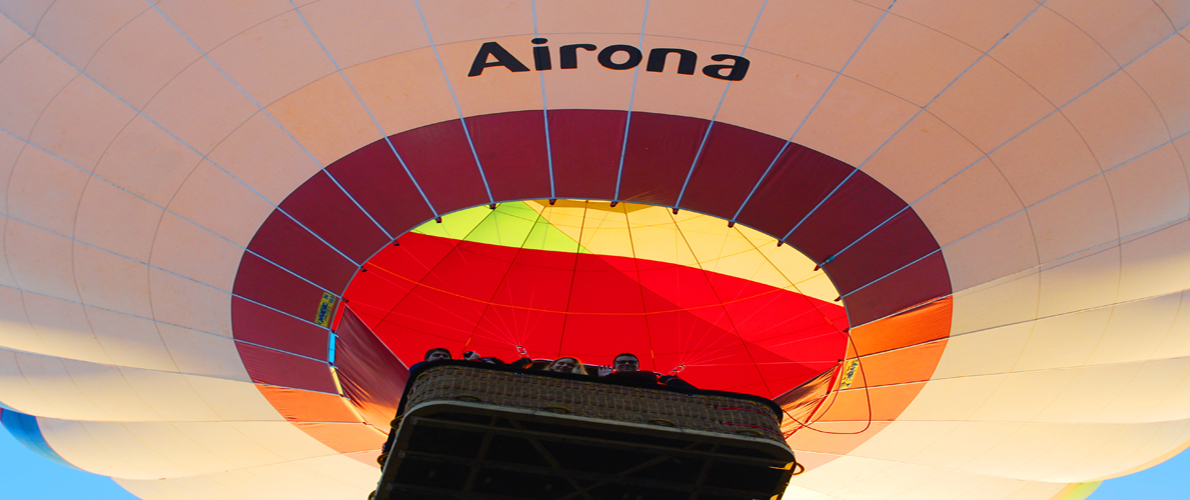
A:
[466,111,551,202]
[347,233,461,322]
[619,113,710,206]
[231,297,328,360]
[549,109,625,200]
[277,171,391,263]
[324,139,436,237]
[678,121,789,217]
[245,210,357,292]
[236,342,336,393]
[824,209,944,295]
[786,174,906,262]
[334,308,408,428]
[732,144,855,253]
[232,253,328,322]
[348,235,849,397]
[389,119,490,214]
[843,252,951,325]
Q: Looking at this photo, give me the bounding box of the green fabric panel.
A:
[411,204,492,239]
[466,202,540,247]
[411,202,589,254]
[523,216,591,254]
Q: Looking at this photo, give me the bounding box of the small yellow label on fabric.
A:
[316,292,339,327]
[838,359,861,390]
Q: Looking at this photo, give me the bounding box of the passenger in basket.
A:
[425,348,451,362]
[545,357,589,375]
[599,353,696,389]
[408,347,452,373]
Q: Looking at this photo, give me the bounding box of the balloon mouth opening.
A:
[341,199,850,397]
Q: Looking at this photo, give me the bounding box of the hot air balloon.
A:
[1,1,1188,499]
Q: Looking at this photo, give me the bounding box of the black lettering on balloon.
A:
[702,54,750,81]
[598,44,643,70]
[560,44,597,69]
[468,41,751,81]
[646,48,697,75]
[532,38,552,71]
[468,41,530,77]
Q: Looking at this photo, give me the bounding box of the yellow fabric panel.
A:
[524,200,838,303]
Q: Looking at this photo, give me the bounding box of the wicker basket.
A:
[404,365,785,444]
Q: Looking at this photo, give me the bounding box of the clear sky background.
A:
[0,424,1186,500]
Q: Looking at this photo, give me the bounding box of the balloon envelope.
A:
[0,1,1188,500]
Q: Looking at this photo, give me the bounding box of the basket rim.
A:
[397,360,785,422]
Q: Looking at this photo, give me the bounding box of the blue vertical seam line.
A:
[782,0,1050,245]
[730,0,898,224]
[412,0,495,205]
[287,0,436,225]
[328,333,338,365]
[817,9,1188,264]
[530,0,556,200]
[674,0,769,209]
[613,0,651,202]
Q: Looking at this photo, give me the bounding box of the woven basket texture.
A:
[406,366,785,444]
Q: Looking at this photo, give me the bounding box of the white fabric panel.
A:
[0,9,32,58]
[0,348,279,422]
[0,2,1183,500]
[26,70,139,175]
[845,418,1190,482]
[0,34,78,138]
[40,419,346,480]
[907,358,1190,424]
[786,453,1070,500]
[941,291,1190,380]
[115,455,378,500]
[0,282,247,376]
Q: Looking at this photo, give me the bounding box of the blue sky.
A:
[0,424,1186,499]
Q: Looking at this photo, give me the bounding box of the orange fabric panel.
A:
[813,382,927,422]
[292,422,386,454]
[847,297,953,357]
[343,450,383,469]
[254,385,360,423]
[850,340,948,388]
[785,421,892,456]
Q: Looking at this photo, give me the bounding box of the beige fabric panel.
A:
[0,286,243,376]
[39,419,347,480]
[841,418,1190,482]
[784,453,1071,500]
[0,347,277,422]
[115,455,379,500]
[0,1,1185,499]
[908,355,1190,426]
